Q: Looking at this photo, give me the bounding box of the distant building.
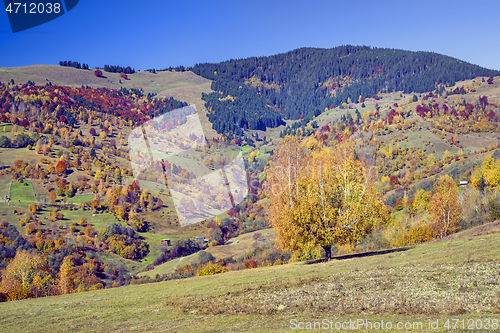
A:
[161,239,171,247]
[459,180,468,186]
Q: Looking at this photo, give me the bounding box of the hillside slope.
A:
[192,46,500,135]
[0,65,218,139]
[1,230,499,332]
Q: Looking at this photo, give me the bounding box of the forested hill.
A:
[192,46,500,135]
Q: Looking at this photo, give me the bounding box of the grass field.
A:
[139,252,200,278]
[57,210,119,230]
[140,228,277,277]
[205,228,276,260]
[0,147,42,169]
[63,194,94,205]
[95,251,147,277]
[1,226,499,332]
[0,177,11,199]
[10,180,35,202]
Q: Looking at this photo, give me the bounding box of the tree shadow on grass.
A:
[303,246,414,265]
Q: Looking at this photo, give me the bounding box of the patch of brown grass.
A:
[165,261,500,317]
[449,220,500,239]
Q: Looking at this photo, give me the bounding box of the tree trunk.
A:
[323,245,332,259]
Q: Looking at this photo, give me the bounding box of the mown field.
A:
[1,224,499,332]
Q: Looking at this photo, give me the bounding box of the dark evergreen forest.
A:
[192,46,499,135]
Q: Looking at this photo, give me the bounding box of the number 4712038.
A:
[444,319,498,330]
[5,2,61,14]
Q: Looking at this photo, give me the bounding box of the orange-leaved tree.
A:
[55,158,67,175]
[48,190,56,203]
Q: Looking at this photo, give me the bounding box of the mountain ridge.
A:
[191,45,500,135]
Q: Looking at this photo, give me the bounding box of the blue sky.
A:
[1,0,499,70]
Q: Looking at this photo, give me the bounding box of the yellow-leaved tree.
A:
[0,250,54,301]
[471,157,500,191]
[266,137,388,259]
[57,255,75,294]
[429,175,461,239]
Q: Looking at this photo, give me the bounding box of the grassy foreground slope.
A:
[1,227,500,332]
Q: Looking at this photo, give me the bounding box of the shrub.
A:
[394,197,404,211]
[394,224,438,247]
[246,259,258,269]
[196,261,228,276]
[25,223,36,235]
[492,150,500,159]
[197,250,215,265]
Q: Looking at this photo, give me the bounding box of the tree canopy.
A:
[266,136,388,258]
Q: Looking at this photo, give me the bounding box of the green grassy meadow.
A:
[139,252,200,278]
[10,180,35,202]
[1,227,499,332]
[205,228,276,260]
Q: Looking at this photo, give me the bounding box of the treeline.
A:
[145,65,188,74]
[58,60,89,70]
[58,62,135,74]
[192,46,500,134]
[102,65,135,74]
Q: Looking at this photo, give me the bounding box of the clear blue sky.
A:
[1,0,499,70]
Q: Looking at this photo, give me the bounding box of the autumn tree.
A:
[94,169,103,181]
[407,189,430,218]
[0,250,54,301]
[471,157,500,191]
[55,159,67,175]
[94,69,103,77]
[57,255,75,294]
[266,138,388,259]
[48,190,56,203]
[429,175,461,238]
[114,168,122,184]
